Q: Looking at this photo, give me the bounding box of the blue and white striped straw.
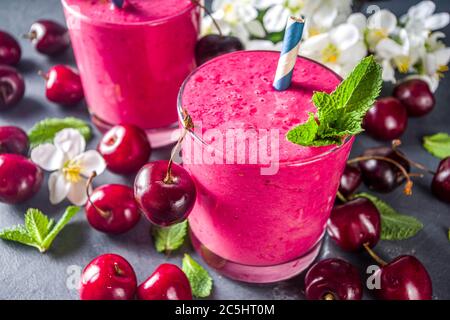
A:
[273,16,305,91]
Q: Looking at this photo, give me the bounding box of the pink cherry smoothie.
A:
[180,51,354,279]
[62,0,200,140]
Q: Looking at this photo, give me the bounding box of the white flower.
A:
[31,129,106,206]
[246,39,283,51]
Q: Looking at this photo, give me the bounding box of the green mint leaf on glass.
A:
[153,220,188,254]
[423,133,450,159]
[287,55,382,147]
[356,193,423,240]
[28,117,92,148]
[0,206,79,253]
[182,254,213,298]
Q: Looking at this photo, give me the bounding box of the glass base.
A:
[190,230,322,284]
[91,114,180,148]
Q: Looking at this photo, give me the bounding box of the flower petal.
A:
[425,13,450,31]
[375,38,405,59]
[31,143,65,171]
[73,150,107,177]
[253,0,282,10]
[339,41,368,65]
[54,128,86,160]
[237,4,258,23]
[67,177,89,206]
[347,13,367,34]
[330,24,359,51]
[48,171,70,204]
[246,20,266,38]
[368,9,397,34]
[407,1,435,20]
[263,5,290,33]
[312,4,337,29]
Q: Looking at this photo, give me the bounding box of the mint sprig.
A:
[28,117,92,148]
[356,193,423,240]
[287,56,382,146]
[0,206,79,252]
[182,254,213,298]
[152,220,188,254]
[423,133,450,159]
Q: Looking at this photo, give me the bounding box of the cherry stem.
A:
[363,243,387,267]
[22,31,36,40]
[37,70,49,81]
[391,140,436,175]
[336,191,348,203]
[85,171,111,219]
[191,0,223,36]
[113,263,125,276]
[347,155,414,196]
[322,293,336,300]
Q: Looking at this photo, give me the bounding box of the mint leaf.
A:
[287,56,382,146]
[356,193,423,240]
[25,208,54,244]
[0,226,41,250]
[423,133,450,159]
[153,220,188,253]
[182,254,213,298]
[28,117,92,148]
[41,206,79,252]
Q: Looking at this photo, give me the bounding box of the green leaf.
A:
[153,220,188,253]
[356,193,423,240]
[28,117,92,148]
[0,226,41,250]
[287,56,382,147]
[423,133,450,159]
[41,206,79,252]
[182,254,213,298]
[25,208,54,244]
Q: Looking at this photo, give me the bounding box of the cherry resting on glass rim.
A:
[85,184,141,234]
[0,30,21,65]
[137,264,192,300]
[0,154,43,204]
[97,124,151,174]
[393,79,435,117]
[431,157,450,203]
[195,35,244,66]
[26,20,70,56]
[134,160,197,227]
[80,253,137,300]
[363,97,408,141]
[359,146,410,193]
[42,64,83,106]
[0,126,29,155]
[304,258,362,300]
[0,65,25,109]
[338,164,362,197]
[328,198,381,251]
[375,255,432,300]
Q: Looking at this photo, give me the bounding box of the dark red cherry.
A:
[137,264,192,300]
[375,255,432,300]
[0,65,25,109]
[305,258,363,300]
[26,20,70,56]
[339,165,362,197]
[80,253,137,300]
[431,157,450,203]
[0,126,29,155]
[134,160,196,227]
[195,35,244,66]
[41,64,83,106]
[394,79,435,117]
[97,124,151,174]
[358,147,410,193]
[363,97,408,141]
[328,198,381,251]
[85,184,141,234]
[0,154,43,204]
[0,30,21,65]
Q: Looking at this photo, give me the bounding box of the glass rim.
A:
[177,50,353,167]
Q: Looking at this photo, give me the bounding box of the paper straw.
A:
[273,16,305,91]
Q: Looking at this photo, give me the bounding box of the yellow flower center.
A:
[394,56,411,74]
[63,160,82,183]
[308,27,321,37]
[437,65,449,78]
[321,43,340,64]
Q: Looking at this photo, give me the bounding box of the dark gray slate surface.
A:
[0,0,449,300]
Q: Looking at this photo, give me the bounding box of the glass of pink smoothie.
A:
[61,0,200,147]
[178,51,354,283]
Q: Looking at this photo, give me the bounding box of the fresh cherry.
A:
[431,157,450,203]
[97,124,151,174]
[25,20,70,56]
[363,97,408,141]
[338,165,362,197]
[0,30,21,65]
[134,160,197,226]
[304,258,363,300]
[80,253,137,300]
[0,126,29,155]
[137,264,192,300]
[40,64,83,106]
[85,183,141,234]
[195,35,244,66]
[0,65,25,109]
[393,79,435,117]
[357,147,411,193]
[0,154,43,204]
[328,198,381,251]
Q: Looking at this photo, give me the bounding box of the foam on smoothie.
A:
[181,51,342,163]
